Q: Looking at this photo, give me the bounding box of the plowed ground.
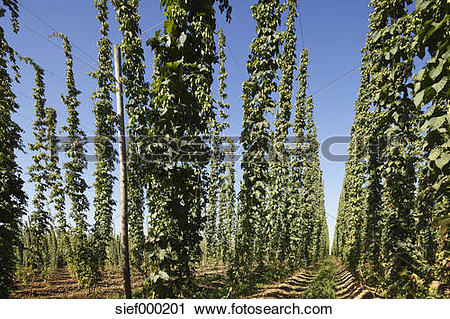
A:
[250,258,377,299]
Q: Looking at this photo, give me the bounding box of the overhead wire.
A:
[298,11,305,50]
[142,20,164,36]
[311,65,361,97]
[23,23,98,72]
[18,1,98,64]
[15,2,98,123]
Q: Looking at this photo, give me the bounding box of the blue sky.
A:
[6,0,371,243]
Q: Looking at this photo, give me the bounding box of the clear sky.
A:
[6,0,372,243]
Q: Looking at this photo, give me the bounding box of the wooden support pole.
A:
[113,44,132,299]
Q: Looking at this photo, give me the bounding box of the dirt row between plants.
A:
[250,266,318,298]
[333,261,377,299]
[249,258,377,299]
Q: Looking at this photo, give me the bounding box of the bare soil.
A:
[12,268,143,299]
[250,259,377,299]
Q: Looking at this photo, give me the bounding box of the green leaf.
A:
[177,32,187,48]
[430,60,444,80]
[425,115,446,131]
[392,112,400,123]
[432,76,447,95]
[415,68,426,82]
[429,148,441,161]
[435,152,450,169]
[416,0,429,10]
[414,89,425,107]
[159,270,170,280]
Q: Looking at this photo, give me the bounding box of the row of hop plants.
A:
[16,226,123,283]
[203,0,330,289]
[0,0,131,297]
[332,0,449,298]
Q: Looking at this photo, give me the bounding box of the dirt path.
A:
[250,266,318,298]
[12,268,143,299]
[334,261,377,299]
[249,258,377,299]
